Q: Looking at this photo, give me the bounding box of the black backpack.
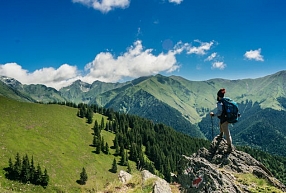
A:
[221,97,239,123]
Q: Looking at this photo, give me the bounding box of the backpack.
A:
[221,97,239,123]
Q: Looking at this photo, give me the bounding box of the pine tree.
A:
[105,142,109,154]
[14,152,21,180]
[7,157,14,179]
[127,161,131,173]
[30,156,36,184]
[86,107,93,124]
[92,134,97,147]
[100,117,105,130]
[41,168,49,187]
[120,150,127,166]
[111,158,117,173]
[79,167,88,185]
[20,154,30,183]
[93,120,100,136]
[96,136,101,154]
[101,136,105,152]
[35,164,42,185]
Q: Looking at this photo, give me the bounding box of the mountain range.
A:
[1,70,286,156]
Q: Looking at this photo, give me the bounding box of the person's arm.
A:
[210,102,223,117]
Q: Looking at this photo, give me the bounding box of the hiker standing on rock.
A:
[210,88,233,152]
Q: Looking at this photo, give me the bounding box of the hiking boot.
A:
[226,144,233,153]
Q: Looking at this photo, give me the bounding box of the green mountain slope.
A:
[104,88,205,138]
[22,84,66,103]
[0,78,35,102]
[89,75,205,138]
[0,96,128,192]
[59,80,127,104]
[0,76,66,103]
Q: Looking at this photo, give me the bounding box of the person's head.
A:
[217,88,225,101]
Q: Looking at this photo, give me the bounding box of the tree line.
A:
[5,153,49,187]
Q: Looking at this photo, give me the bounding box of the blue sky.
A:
[1,0,286,89]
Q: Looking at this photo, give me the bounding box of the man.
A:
[210,88,233,152]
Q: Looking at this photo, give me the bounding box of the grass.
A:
[235,173,284,193]
[0,96,134,192]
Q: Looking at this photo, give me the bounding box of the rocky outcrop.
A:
[177,136,286,193]
[118,170,172,193]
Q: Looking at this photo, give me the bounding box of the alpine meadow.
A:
[1,71,286,192]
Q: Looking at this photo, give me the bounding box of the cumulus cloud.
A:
[0,63,80,90]
[72,0,130,13]
[169,0,183,4]
[211,61,226,70]
[82,40,180,83]
[244,48,264,61]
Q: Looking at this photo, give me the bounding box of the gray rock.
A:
[118,170,132,184]
[177,136,286,193]
[141,170,172,193]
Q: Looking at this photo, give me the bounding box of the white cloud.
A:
[211,61,226,70]
[1,39,218,89]
[72,0,130,13]
[244,48,264,61]
[169,0,183,4]
[82,40,180,83]
[175,40,215,55]
[0,63,80,90]
[204,52,217,61]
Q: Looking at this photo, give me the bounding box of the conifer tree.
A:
[93,120,100,136]
[79,167,88,185]
[30,156,36,184]
[100,117,105,130]
[86,107,93,124]
[113,134,119,149]
[120,150,127,166]
[8,157,14,179]
[101,136,105,152]
[92,134,97,147]
[41,168,49,187]
[111,158,117,173]
[127,161,131,173]
[14,152,21,180]
[119,144,125,158]
[96,138,101,154]
[115,145,120,156]
[105,142,109,154]
[35,164,42,185]
[21,154,30,183]
[105,122,109,131]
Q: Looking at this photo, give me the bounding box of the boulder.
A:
[177,136,286,193]
[118,170,132,184]
[142,170,172,193]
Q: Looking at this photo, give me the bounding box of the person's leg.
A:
[221,121,232,145]
[218,122,223,138]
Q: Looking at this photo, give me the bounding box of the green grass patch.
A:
[0,96,133,192]
[235,173,284,193]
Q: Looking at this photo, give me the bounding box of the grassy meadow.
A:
[0,96,133,192]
